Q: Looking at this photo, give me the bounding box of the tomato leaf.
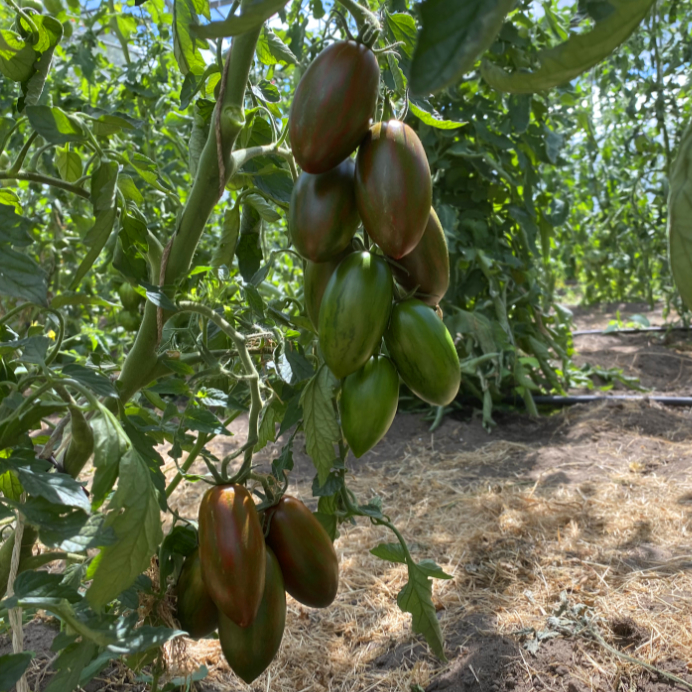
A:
[410,0,514,95]
[87,448,163,608]
[55,147,83,183]
[191,0,290,39]
[173,0,207,76]
[25,106,86,144]
[371,541,406,563]
[386,12,417,59]
[90,407,131,506]
[481,0,656,93]
[397,562,447,661]
[0,203,34,247]
[43,641,97,692]
[300,366,340,486]
[409,101,465,130]
[212,204,241,270]
[669,122,692,310]
[256,26,296,66]
[0,247,47,305]
[0,652,33,691]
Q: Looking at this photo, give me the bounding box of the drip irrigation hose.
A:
[454,395,692,409]
[572,326,691,336]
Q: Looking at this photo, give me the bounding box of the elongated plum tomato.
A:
[218,547,286,684]
[340,356,399,457]
[318,251,393,379]
[289,158,360,262]
[289,40,380,174]
[304,247,353,330]
[175,548,219,639]
[265,496,339,608]
[198,484,266,627]
[356,120,432,259]
[384,299,461,406]
[392,208,450,306]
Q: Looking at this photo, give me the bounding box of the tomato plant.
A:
[0,0,679,688]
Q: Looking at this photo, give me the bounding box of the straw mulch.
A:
[162,402,692,692]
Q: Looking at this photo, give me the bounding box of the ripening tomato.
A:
[198,484,266,627]
[218,547,286,684]
[175,548,219,639]
[290,41,380,174]
[289,158,360,262]
[391,208,450,306]
[356,120,432,259]
[265,496,338,608]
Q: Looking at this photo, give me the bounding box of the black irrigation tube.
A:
[573,326,691,336]
[529,395,692,407]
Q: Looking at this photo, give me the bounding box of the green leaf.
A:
[246,192,281,222]
[397,562,446,660]
[25,106,87,144]
[253,167,294,204]
[409,101,465,130]
[61,363,118,398]
[481,0,656,93]
[0,653,33,691]
[0,203,35,247]
[0,247,47,305]
[9,464,91,513]
[0,470,22,500]
[257,27,296,66]
[371,541,406,563]
[91,160,120,212]
[669,122,692,311]
[386,12,417,59]
[173,0,207,76]
[91,407,131,506]
[87,448,163,608]
[0,30,35,83]
[300,366,340,486]
[40,512,117,552]
[410,0,514,95]
[236,234,263,282]
[55,147,83,183]
[8,571,81,603]
[44,641,97,692]
[22,16,63,107]
[192,0,290,39]
[212,204,240,269]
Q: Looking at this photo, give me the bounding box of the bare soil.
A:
[3,302,692,692]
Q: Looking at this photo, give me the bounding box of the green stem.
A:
[336,0,380,30]
[166,432,210,498]
[20,551,87,571]
[6,0,39,41]
[0,171,90,199]
[116,6,262,401]
[176,302,264,482]
[8,131,38,175]
[108,0,131,64]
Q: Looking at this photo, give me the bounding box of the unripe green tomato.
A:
[340,356,399,457]
[120,311,141,332]
[118,282,143,312]
[384,299,461,406]
[0,152,10,169]
[62,18,73,39]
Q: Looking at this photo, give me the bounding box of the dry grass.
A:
[158,407,692,692]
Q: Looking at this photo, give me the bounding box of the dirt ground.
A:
[3,302,692,692]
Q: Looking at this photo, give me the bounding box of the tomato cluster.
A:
[175,486,338,683]
[289,40,461,457]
